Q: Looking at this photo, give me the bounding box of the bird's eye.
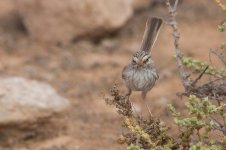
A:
[143,58,149,64]
[132,59,136,64]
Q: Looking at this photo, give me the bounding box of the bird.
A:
[122,17,162,113]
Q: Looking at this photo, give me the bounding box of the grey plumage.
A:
[122,51,159,99]
[122,17,162,100]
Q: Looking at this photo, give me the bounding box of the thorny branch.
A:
[165,0,225,134]
[165,0,226,101]
[165,0,190,89]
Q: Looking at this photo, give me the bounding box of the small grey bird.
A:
[122,17,162,106]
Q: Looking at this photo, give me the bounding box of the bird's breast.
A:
[122,66,158,91]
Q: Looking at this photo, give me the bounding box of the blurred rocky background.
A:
[0,0,225,149]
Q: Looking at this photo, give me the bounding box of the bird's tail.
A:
[140,17,163,53]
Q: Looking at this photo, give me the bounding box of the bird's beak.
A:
[137,60,142,66]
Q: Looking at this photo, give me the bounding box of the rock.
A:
[34,136,75,150]
[0,77,70,125]
[16,0,133,44]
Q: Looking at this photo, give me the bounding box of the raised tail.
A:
[140,17,162,53]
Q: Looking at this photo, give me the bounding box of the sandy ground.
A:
[0,1,225,150]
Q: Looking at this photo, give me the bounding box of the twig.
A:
[210,116,226,135]
[200,77,224,86]
[191,66,209,87]
[165,0,190,89]
[214,0,226,12]
[209,48,226,66]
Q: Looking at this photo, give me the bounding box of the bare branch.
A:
[191,66,209,87]
[166,0,226,103]
[209,48,226,66]
[210,116,226,135]
[165,0,190,89]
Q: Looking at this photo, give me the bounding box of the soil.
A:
[0,1,225,150]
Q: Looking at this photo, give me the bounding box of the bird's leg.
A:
[142,91,153,116]
[126,89,140,117]
[126,89,132,101]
